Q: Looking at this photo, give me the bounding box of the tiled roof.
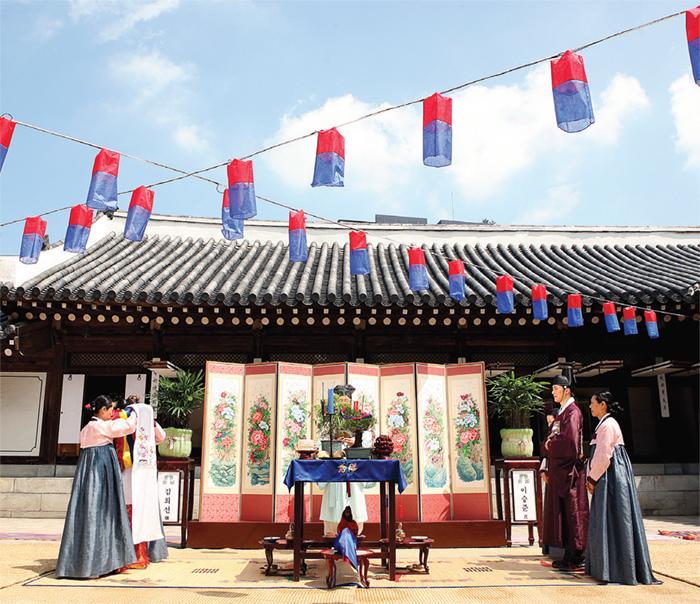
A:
[4,230,698,309]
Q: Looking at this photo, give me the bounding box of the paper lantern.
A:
[227,159,257,219]
[349,231,370,275]
[408,248,429,291]
[448,260,465,301]
[644,310,659,339]
[0,117,17,174]
[623,306,638,336]
[551,50,594,133]
[86,148,120,211]
[311,127,344,187]
[423,92,452,167]
[496,275,514,314]
[289,209,308,262]
[123,186,153,242]
[64,205,93,253]
[19,216,47,264]
[221,189,244,241]
[567,294,584,327]
[532,285,548,321]
[602,302,620,333]
[687,6,700,85]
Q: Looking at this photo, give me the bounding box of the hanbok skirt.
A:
[585,444,655,585]
[56,444,136,578]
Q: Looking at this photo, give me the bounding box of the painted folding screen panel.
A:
[380,364,419,521]
[200,362,245,522]
[240,363,278,521]
[446,363,491,520]
[274,363,313,522]
[416,364,452,521]
[347,363,381,521]
[309,363,346,521]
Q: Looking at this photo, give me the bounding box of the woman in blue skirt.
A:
[56,395,139,579]
[586,390,655,585]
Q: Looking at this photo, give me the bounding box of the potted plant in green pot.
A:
[486,371,548,457]
[151,369,205,458]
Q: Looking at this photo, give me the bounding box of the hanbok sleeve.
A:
[101,411,138,438]
[588,419,623,484]
[154,421,166,445]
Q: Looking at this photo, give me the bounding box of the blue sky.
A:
[1,0,698,255]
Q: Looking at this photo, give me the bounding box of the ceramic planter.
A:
[158,427,193,458]
[500,428,534,457]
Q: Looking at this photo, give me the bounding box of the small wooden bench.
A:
[259,539,313,575]
[321,548,373,588]
[379,537,434,573]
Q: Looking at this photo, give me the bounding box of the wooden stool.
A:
[321,548,372,588]
[379,537,434,573]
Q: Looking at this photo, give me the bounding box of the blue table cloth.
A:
[283,459,407,493]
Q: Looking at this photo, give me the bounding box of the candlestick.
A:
[327,388,334,415]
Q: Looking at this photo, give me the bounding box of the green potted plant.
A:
[151,369,205,458]
[486,371,548,457]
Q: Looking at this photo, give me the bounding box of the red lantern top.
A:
[423,92,452,127]
[0,117,16,147]
[408,247,426,267]
[68,205,94,229]
[497,275,514,293]
[551,50,588,89]
[448,260,465,277]
[23,216,47,237]
[623,307,636,321]
[316,127,345,159]
[227,158,254,185]
[532,284,547,301]
[567,293,582,309]
[603,301,616,316]
[289,209,306,232]
[92,149,120,176]
[644,310,657,323]
[349,231,367,251]
[129,186,154,212]
[687,6,700,43]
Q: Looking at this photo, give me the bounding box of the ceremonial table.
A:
[283,459,408,582]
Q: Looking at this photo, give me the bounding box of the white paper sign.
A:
[158,471,180,522]
[511,470,536,522]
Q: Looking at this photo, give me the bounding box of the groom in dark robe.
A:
[542,367,589,570]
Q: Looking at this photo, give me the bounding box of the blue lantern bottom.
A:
[20,233,44,264]
[532,298,548,321]
[553,81,594,133]
[423,121,452,167]
[604,313,620,333]
[312,152,344,187]
[497,291,514,314]
[86,172,118,211]
[64,224,90,253]
[289,229,308,262]
[124,205,151,242]
[409,264,429,291]
[350,249,370,275]
[568,307,584,327]
[449,274,465,300]
[0,144,7,173]
[228,183,257,220]
[689,38,700,85]
[623,319,638,336]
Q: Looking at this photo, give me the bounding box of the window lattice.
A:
[371,352,450,365]
[269,353,349,364]
[69,353,149,367]
[571,352,646,369]
[170,353,248,368]
[471,353,549,367]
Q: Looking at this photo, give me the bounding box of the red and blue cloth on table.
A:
[496,275,514,314]
[64,205,93,253]
[603,301,620,333]
[227,159,257,219]
[644,310,659,339]
[19,216,47,265]
[567,294,584,327]
[551,50,594,133]
[0,117,16,174]
[221,189,244,240]
[423,92,452,167]
[623,306,638,335]
[124,186,153,242]
[312,127,344,187]
[288,209,308,262]
[448,260,465,300]
[86,149,120,211]
[408,247,429,291]
[349,231,370,275]
[687,7,700,85]
[531,285,548,320]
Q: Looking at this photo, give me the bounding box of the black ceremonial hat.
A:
[552,366,576,388]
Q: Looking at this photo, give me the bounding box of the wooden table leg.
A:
[360,556,370,588]
[420,545,431,573]
[293,481,303,582]
[264,546,274,575]
[388,481,396,581]
[325,557,335,588]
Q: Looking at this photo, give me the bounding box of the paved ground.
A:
[1,515,698,604]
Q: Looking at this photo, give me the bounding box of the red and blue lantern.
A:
[86,148,120,211]
[408,247,429,291]
[687,6,700,85]
[64,205,93,253]
[448,260,465,301]
[551,50,594,133]
[289,209,308,262]
[496,275,514,314]
[221,189,244,241]
[423,92,452,167]
[0,117,17,174]
[532,285,548,321]
[227,159,257,219]
[349,231,370,275]
[124,186,153,242]
[19,216,47,265]
[623,306,638,335]
[603,301,620,333]
[311,127,344,187]
[567,294,584,327]
[644,310,659,339]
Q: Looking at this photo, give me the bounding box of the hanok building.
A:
[1,212,698,518]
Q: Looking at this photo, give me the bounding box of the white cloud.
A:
[109,49,193,102]
[518,183,581,224]
[69,0,179,41]
[32,15,64,41]
[174,124,210,153]
[669,74,700,169]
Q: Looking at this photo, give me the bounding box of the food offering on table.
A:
[295,438,317,459]
[411,536,428,541]
[332,449,346,459]
[372,434,394,459]
[317,450,331,459]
